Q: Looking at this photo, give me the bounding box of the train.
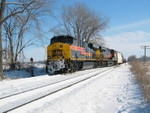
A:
[46,35,125,74]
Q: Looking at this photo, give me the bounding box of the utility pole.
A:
[141,46,150,63]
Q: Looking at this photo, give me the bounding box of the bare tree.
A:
[0,0,6,80]
[3,15,32,69]
[0,0,54,80]
[128,55,137,62]
[89,35,106,47]
[52,3,108,46]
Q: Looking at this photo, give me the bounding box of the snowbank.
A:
[3,64,149,113]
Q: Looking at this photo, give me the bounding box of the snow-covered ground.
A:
[3,62,47,79]
[1,64,150,113]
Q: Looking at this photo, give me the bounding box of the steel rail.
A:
[0,68,104,100]
[1,67,115,113]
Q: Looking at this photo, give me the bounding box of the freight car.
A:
[46,35,124,74]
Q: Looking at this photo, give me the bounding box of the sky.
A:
[24,0,150,61]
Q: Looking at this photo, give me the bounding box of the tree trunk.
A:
[9,36,15,69]
[0,0,6,80]
[0,24,3,80]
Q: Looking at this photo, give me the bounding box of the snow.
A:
[0,64,150,113]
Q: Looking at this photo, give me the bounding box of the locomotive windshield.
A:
[50,35,74,45]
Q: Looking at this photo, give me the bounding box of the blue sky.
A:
[24,0,150,61]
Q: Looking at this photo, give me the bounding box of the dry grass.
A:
[130,61,150,103]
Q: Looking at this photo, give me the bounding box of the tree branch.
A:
[0,1,34,26]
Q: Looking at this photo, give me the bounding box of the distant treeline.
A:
[128,55,150,62]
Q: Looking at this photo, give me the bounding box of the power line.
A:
[141,45,150,63]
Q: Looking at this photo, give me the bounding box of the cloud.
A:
[108,19,150,32]
[104,31,150,58]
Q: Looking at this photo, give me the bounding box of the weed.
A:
[130,61,150,103]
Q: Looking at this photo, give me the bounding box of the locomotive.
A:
[46,35,124,74]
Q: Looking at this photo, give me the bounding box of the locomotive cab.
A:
[47,36,74,74]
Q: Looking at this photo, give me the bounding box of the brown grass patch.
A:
[130,61,150,103]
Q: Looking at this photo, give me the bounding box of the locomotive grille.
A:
[52,49,64,59]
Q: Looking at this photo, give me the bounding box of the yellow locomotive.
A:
[46,35,124,74]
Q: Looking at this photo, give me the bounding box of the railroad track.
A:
[0,67,110,100]
[0,67,115,113]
